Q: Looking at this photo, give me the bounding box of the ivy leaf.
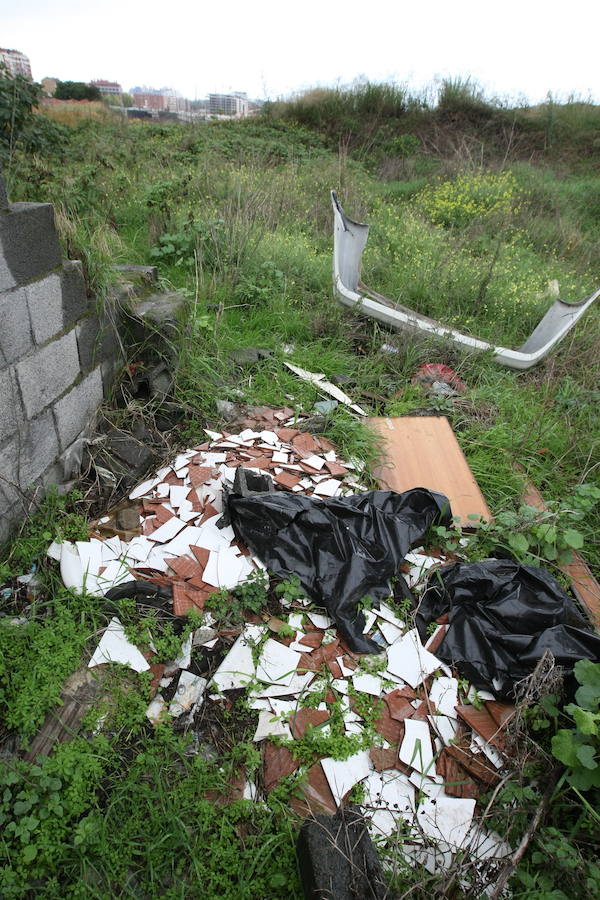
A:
[551,729,579,767]
[508,533,529,556]
[22,844,37,863]
[570,706,599,736]
[563,529,584,550]
[575,744,598,770]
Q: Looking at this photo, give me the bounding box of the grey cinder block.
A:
[16,330,80,418]
[26,273,64,344]
[62,260,90,328]
[19,409,59,486]
[0,203,61,287]
[53,366,104,451]
[0,287,34,367]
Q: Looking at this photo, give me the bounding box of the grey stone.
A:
[61,260,90,328]
[0,368,24,442]
[105,428,153,471]
[0,202,61,288]
[116,507,140,530]
[0,435,21,520]
[296,807,389,900]
[19,409,59,486]
[229,347,272,366]
[26,272,63,344]
[77,311,120,371]
[52,366,103,452]
[0,287,33,366]
[16,330,80,419]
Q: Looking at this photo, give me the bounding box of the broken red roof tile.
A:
[297,652,321,674]
[292,433,320,455]
[327,659,343,678]
[290,708,330,740]
[486,700,516,730]
[411,700,437,721]
[172,583,207,616]
[298,632,323,649]
[263,741,300,792]
[155,505,175,524]
[436,749,480,799]
[190,545,210,569]
[291,762,337,817]
[324,461,349,477]
[274,471,301,489]
[445,745,499,786]
[189,466,214,487]
[276,428,300,441]
[436,613,450,625]
[148,662,166,695]
[142,518,158,535]
[370,745,407,773]
[200,504,219,523]
[247,456,275,470]
[425,624,447,655]
[205,769,246,806]
[164,473,185,487]
[374,705,405,745]
[167,555,199,580]
[456,704,505,749]
[315,436,336,453]
[384,692,415,722]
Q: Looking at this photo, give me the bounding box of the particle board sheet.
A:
[366,416,491,526]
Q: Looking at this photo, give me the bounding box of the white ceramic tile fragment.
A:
[428,714,458,746]
[249,670,315,699]
[399,719,434,775]
[212,624,265,692]
[146,695,166,724]
[313,479,341,497]
[47,540,63,561]
[88,617,150,672]
[415,797,476,850]
[307,612,332,629]
[252,710,293,742]
[148,516,187,543]
[352,673,383,696]
[387,628,441,688]
[164,633,193,675]
[321,750,371,806]
[429,676,458,719]
[256,639,301,686]
[129,476,160,500]
[169,671,207,717]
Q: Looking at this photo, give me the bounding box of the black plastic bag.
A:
[416,559,600,698]
[226,476,452,653]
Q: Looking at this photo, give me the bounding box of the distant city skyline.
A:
[4,0,600,106]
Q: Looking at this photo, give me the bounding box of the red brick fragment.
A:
[456,704,505,749]
[384,692,415,722]
[263,742,300,792]
[374,706,405,745]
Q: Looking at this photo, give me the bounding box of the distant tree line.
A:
[54,81,101,102]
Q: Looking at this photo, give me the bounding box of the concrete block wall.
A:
[0,176,121,544]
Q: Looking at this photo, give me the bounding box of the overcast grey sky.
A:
[3,0,600,103]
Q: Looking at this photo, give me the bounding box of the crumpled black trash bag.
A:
[416,559,600,699]
[226,477,451,653]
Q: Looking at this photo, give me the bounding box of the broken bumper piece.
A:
[331,190,600,371]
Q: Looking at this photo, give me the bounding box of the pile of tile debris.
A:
[49,407,513,880]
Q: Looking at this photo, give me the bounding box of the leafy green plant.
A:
[551,660,600,790]
[274,574,304,605]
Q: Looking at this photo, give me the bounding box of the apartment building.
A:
[208,92,249,117]
[0,48,32,79]
[91,79,122,95]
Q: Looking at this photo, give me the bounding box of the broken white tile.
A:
[88,617,150,672]
[156,483,170,498]
[147,516,187,543]
[429,676,458,719]
[352,672,383,696]
[170,485,191,508]
[129,476,161,500]
[467,685,496,703]
[204,429,222,441]
[471,733,504,768]
[212,624,265,692]
[324,450,337,462]
[125,536,153,563]
[76,540,103,578]
[374,603,405,629]
[416,797,476,850]
[464,825,511,861]
[321,750,371,806]
[284,363,367,416]
[313,479,341,497]
[256,639,301,686]
[169,671,207,717]
[302,454,326,471]
[330,678,349,695]
[387,628,442,688]
[164,633,193,675]
[271,451,288,464]
[410,772,447,797]
[248,697,273,711]
[337,657,355,677]
[399,719,435,775]
[243,780,258,801]
[47,540,63,561]
[95,559,135,591]
[146,695,166,724]
[259,430,279,445]
[217,546,247,590]
[287,612,304,630]
[362,609,377,633]
[307,611,332,629]
[425,625,446,652]
[252,710,292,742]
[249,670,315,698]
[428,714,458,746]
[345,720,363,735]
[378,620,404,644]
[202,550,220,588]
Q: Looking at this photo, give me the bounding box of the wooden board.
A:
[522,477,600,629]
[366,416,491,526]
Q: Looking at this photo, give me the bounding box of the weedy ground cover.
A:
[1,78,599,897]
